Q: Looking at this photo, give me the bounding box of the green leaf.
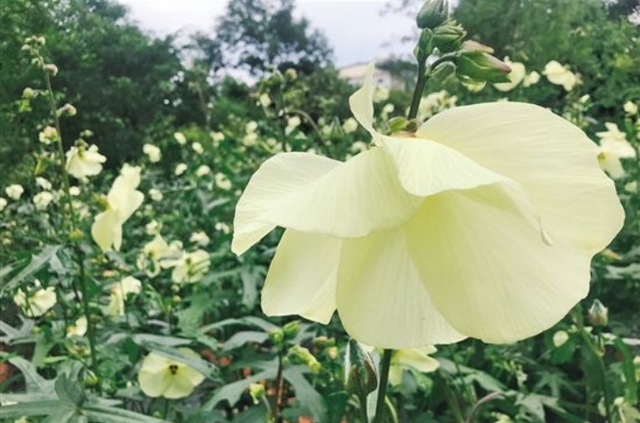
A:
[240,266,264,309]
[222,331,269,350]
[9,356,55,393]
[614,336,638,404]
[0,245,61,295]
[55,374,87,406]
[0,400,66,418]
[83,404,171,423]
[203,369,277,410]
[284,366,328,423]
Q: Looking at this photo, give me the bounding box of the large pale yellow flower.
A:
[13,281,56,317]
[164,249,211,284]
[91,164,144,252]
[543,60,578,92]
[232,64,624,348]
[107,276,141,317]
[138,349,205,399]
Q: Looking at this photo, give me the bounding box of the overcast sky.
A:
[118,0,419,67]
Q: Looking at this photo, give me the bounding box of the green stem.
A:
[358,393,369,423]
[407,59,428,120]
[42,56,99,378]
[273,349,285,423]
[373,349,393,423]
[577,320,612,423]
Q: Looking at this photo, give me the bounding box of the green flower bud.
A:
[69,228,84,242]
[588,299,608,327]
[345,339,377,397]
[388,116,409,133]
[269,328,284,346]
[22,87,36,99]
[84,372,99,387]
[456,41,511,84]
[287,345,321,374]
[249,382,266,404]
[432,21,466,53]
[431,61,457,84]
[283,320,301,339]
[417,0,448,30]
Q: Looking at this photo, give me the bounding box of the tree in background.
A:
[215,0,333,75]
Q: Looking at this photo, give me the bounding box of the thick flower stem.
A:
[273,350,285,423]
[43,59,100,380]
[373,349,393,423]
[358,393,369,423]
[407,59,428,120]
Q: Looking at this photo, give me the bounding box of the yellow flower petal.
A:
[336,229,465,349]
[91,210,121,252]
[404,184,592,343]
[348,62,376,137]
[417,102,624,255]
[262,230,340,324]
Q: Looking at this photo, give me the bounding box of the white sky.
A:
[118,0,418,66]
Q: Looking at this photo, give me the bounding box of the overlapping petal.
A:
[417,102,624,255]
[262,230,340,324]
[404,184,591,343]
[336,228,465,349]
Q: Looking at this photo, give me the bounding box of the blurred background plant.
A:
[0,0,638,422]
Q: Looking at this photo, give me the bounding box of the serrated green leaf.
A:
[284,366,328,423]
[9,356,55,393]
[203,369,277,410]
[0,245,61,295]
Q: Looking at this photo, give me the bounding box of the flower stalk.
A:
[373,349,393,423]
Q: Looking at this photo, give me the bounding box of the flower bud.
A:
[457,41,511,84]
[269,328,284,346]
[430,61,456,84]
[285,68,297,81]
[345,340,377,397]
[57,103,77,117]
[588,299,608,327]
[388,116,408,133]
[69,228,84,242]
[414,29,433,60]
[283,320,300,339]
[417,0,448,29]
[44,64,58,76]
[432,21,466,53]
[287,345,321,374]
[22,87,36,99]
[84,372,99,387]
[248,383,265,404]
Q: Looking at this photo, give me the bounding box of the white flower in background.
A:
[165,249,211,284]
[211,131,225,144]
[522,70,541,87]
[149,188,163,202]
[174,132,187,145]
[266,137,279,148]
[91,164,144,252]
[389,346,439,386]
[5,184,24,200]
[246,121,258,133]
[0,197,7,211]
[342,117,359,134]
[285,116,301,135]
[552,330,569,347]
[65,144,106,179]
[259,93,272,108]
[623,101,638,116]
[146,220,160,235]
[192,142,204,155]
[196,165,211,177]
[382,103,395,116]
[38,126,58,144]
[373,86,390,103]
[175,163,188,176]
[418,90,457,119]
[190,231,210,246]
[242,132,258,147]
[138,349,205,399]
[69,186,81,196]
[35,177,52,190]
[595,123,637,179]
[543,60,578,91]
[493,58,526,92]
[108,276,141,317]
[33,191,54,210]
[215,222,231,234]
[625,181,638,193]
[13,281,56,317]
[143,144,162,163]
[232,63,624,348]
[350,141,368,153]
[215,173,232,190]
[66,316,87,337]
[138,234,181,277]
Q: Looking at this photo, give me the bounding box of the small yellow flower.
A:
[108,276,141,317]
[5,184,24,200]
[67,316,88,337]
[211,131,225,144]
[389,346,439,386]
[259,93,272,108]
[138,234,182,277]
[623,101,638,116]
[14,281,56,317]
[192,142,204,155]
[165,250,211,284]
[32,191,54,210]
[552,330,569,347]
[232,63,624,348]
[91,164,144,252]
[215,173,232,190]
[543,60,577,91]
[65,144,106,179]
[175,163,188,176]
[143,144,162,163]
[595,123,637,179]
[493,58,526,92]
[174,132,187,145]
[522,71,540,87]
[196,165,211,177]
[138,349,205,399]
[342,117,359,134]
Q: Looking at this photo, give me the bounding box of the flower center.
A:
[169,364,179,374]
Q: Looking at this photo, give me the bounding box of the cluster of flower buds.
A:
[287,345,321,374]
[414,0,511,89]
